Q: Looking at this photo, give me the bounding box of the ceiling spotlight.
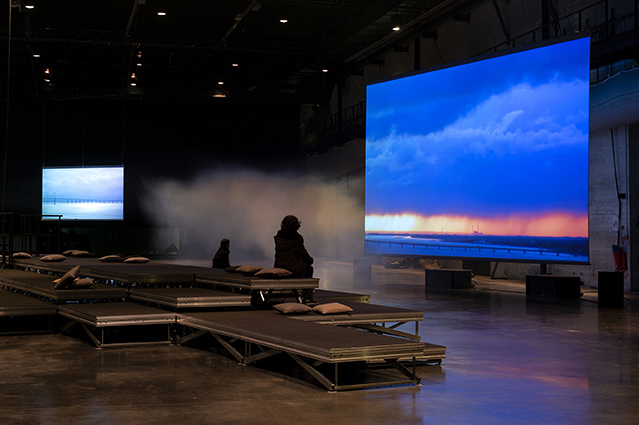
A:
[232,63,239,67]
[218,79,224,85]
[44,79,50,83]
[130,82,137,86]
[131,73,136,79]
[391,14,402,31]
[44,68,50,74]
[157,11,166,16]
[279,18,288,23]
[32,53,40,58]
[136,63,142,67]
[25,5,34,9]
[322,69,328,73]
[136,51,142,58]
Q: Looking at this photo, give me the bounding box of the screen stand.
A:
[539,263,551,275]
[490,262,507,280]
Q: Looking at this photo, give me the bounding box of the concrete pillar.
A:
[628,124,639,291]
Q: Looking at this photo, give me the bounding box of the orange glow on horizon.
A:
[365,212,588,238]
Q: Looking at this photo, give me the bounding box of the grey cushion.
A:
[274,303,313,314]
[68,250,94,258]
[312,302,353,315]
[99,255,124,262]
[225,265,242,273]
[53,265,81,290]
[41,254,66,262]
[71,278,94,289]
[255,268,293,279]
[123,256,149,263]
[236,265,263,276]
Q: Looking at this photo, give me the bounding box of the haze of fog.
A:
[142,167,364,264]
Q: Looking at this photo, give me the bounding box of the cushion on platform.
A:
[225,265,242,273]
[63,250,81,256]
[53,265,82,290]
[71,278,94,289]
[312,302,353,315]
[236,265,263,276]
[274,302,313,314]
[255,268,293,279]
[12,252,31,259]
[99,255,124,262]
[40,254,66,262]
[123,256,149,263]
[64,250,94,257]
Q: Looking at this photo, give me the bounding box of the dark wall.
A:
[0,97,301,253]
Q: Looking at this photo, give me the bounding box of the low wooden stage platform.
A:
[194,268,319,304]
[0,269,127,303]
[14,257,319,305]
[288,300,444,361]
[314,289,370,303]
[58,302,176,348]
[0,288,58,334]
[128,287,251,309]
[2,260,446,390]
[290,300,423,338]
[14,257,196,286]
[177,310,427,391]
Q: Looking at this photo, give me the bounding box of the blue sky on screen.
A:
[42,167,124,201]
[365,37,590,220]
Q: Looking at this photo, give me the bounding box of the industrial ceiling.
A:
[0,0,462,103]
[0,1,637,103]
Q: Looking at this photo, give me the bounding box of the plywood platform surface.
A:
[314,289,370,303]
[60,302,174,316]
[0,288,58,316]
[129,287,251,308]
[58,302,177,326]
[179,310,424,351]
[14,257,319,288]
[0,268,127,300]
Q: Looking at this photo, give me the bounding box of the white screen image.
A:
[42,167,124,220]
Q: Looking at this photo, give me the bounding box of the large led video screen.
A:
[42,167,124,220]
[365,35,590,264]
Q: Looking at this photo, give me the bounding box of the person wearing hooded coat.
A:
[212,238,231,269]
[273,215,314,278]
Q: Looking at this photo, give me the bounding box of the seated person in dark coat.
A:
[274,215,314,278]
[212,238,231,269]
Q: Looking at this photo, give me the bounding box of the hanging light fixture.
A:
[392,14,402,31]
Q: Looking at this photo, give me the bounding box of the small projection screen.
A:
[42,167,124,220]
[365,34,590,264]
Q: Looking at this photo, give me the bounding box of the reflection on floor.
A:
[1,258,637,425]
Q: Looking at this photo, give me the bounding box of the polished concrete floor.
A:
[1,259,637,425]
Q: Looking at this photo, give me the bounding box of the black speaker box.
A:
[525,275,581,299]
[598,271,624,308]
[425,269,472,289]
